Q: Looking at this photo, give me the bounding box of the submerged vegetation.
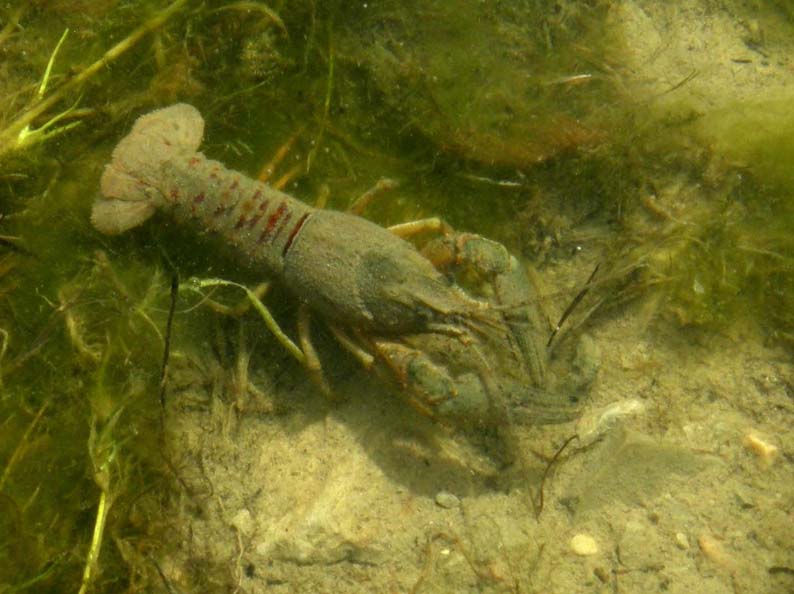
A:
[0,0,792,591]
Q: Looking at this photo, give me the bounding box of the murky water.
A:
[0,1,792,593]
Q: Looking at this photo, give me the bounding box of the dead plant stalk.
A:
[0,0,189,158]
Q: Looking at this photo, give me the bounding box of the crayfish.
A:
[93,104,597,429]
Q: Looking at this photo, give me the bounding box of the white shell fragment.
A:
[570,533,599,556]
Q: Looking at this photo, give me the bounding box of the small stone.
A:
[675,532,689,550]
[435,491,460,509]
[570,533,599,556]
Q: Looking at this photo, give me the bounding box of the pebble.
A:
[435,491,461,509]
[570,533,599,556]
[675,532,690,550]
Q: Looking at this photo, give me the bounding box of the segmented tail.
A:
[92,103,204,234]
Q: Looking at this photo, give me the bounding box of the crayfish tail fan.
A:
[92,103,205,234]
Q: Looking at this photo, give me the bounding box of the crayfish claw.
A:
[370,339,493,426]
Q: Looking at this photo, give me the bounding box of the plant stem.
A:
[0,0,189,157]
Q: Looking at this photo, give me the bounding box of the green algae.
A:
[695,97,794,188]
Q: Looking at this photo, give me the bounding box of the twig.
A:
[533,433,578,517]
[656,69,699,99]
[547,263,600,348]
